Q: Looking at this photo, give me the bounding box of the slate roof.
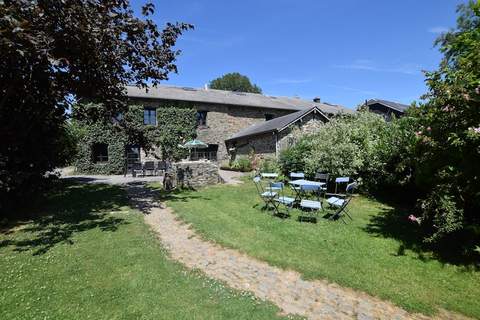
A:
[226,106,328,141]
[126,85,352,115]
[366,99,410,113]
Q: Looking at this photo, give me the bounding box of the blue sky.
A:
[134,0,460,109]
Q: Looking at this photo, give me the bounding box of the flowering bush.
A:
[413,1,480,246]
[280,111,417,192]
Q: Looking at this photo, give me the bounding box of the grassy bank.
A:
[156,181,480,318]
[0,182,290,320]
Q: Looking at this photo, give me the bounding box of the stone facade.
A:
[232,132,277,160]
[276,113,325,152]
[232,112,326,159]
[129,97,291,161]
[172,160,220,189]
[195,103,290,161]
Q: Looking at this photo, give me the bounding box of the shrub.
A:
[258,158,280,173]
[229,158,252,172]
[278,138,313,175]
[279,111,417,193]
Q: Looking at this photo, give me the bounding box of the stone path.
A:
[219,169,248,185]
[130,185,469,320]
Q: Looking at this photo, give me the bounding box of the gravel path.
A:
[219,169,248,185]
[129,184,469,320]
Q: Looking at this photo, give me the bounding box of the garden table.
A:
[289,179,326,203]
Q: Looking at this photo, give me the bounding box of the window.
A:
[191,144,218,161]
[143,108,157,125]
[196,111,208,126]
[265,114,275,121]
[92,143,108,163]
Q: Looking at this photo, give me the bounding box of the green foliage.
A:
[414,1,480,244]
[209,72,262,93]
[258,158,280,174]
[153,107,197,161]
[0,0,191,213]
[73,103,196,174]
[165,182,480,317]
[0,182,288,319]
[230,158,253,172]
[278,138,314,175]
[281,112,417,192]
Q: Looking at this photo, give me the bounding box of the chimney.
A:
[313,97,321,103]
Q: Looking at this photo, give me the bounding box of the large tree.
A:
[415,1,480,247]
[0,0,192,213]
[209,72,262,93]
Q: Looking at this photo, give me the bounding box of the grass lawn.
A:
[154,180,480,319]
[0,182,293,320]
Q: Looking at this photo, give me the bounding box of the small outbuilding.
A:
[225,106,329,160]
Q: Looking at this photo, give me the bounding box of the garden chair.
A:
[143,161,156,176]
[253,176,278,211]
[289,172,305,179]
[314,172,329,195]
[325,176,350,197]
[327,182,357,223]
[289,172,305,201]
[299,184,323,220]
[270,182,295,216]
[157,160,167,175]
[131,162,144,177]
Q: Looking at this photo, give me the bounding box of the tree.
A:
[0,0,192,213]
[209,72,262,93]
[415,1,480,246]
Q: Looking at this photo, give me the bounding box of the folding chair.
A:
[326,176,350,197]
[327,182,357,223]
[131,162,144,177]
[271,182,295,215]
[314,173,329,195]
[157,160,167,175]
[299,184,323,220]
[290,172,305,179]
[143,161,156,176]
[253,177,278,211]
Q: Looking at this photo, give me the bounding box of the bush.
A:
[279,111,417,193]
[258,158,280,173]
[225,158,252,172]
[278,138,313,175]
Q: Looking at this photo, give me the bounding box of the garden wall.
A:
[172,161,220,188]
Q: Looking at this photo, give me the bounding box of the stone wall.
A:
[233,132,277,160]
[129,98,291,161]
[230,111,327,161]
[194,103,290,161]
[276,112,326,153]
[172,160,220,189]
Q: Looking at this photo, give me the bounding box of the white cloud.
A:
[428,26,449,34]
[333,59,422,75]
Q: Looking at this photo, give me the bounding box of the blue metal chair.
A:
[271,182,295,215]
[253,176,277,211]
[314,172,329,195]
[290,172,305,179]
[299,184,323,219]
[289,173,305,201]
[327,182,357,223]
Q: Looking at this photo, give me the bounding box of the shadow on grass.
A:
[127,182,211,215]
[364,198,480,270]
[0,181,128,255]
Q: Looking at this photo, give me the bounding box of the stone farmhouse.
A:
[127,85,352,163]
